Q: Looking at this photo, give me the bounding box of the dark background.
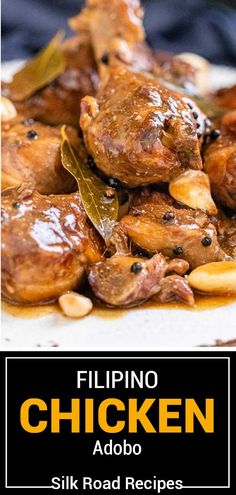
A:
[1,352,232,493]
[1,0,236,66]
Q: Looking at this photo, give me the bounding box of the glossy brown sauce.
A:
[2,301,60,319]
[2,294,236,320]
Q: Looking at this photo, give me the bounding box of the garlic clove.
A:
[1,96,17,122]
[188,261,236,295]
[169,170,218,215]
[175,52,210,95]
[58,291,93,318]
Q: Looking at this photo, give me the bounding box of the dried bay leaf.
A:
[61,127,119,242]
[9,32,66,101]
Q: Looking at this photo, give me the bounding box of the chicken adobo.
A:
[80,67,204,187]
[1,116,77,194]
[1,185,103,304]
[1,0,236,317]
[117,190,226,269]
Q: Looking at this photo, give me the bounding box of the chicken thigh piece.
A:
[204,110,236,209]
[117,190,226,268]
[1,117,77,194]
[1,185,103,305]
[80,67,203,188]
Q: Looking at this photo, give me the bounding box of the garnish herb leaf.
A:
[9,32,66,101]
[61,127,119,242]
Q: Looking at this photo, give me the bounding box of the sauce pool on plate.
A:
[2,294,236,320]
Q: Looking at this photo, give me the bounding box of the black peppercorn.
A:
[210,129,221,140]
[193,111,198,120]
[27,130,38,140]
[131,262,143,274]
[101,53,109,65]
[173,246,183,256]
[201,236,212,246]
[163,211,175,222]
[107,177,119,188]
[22,118,34,127]
[187,102,193,110]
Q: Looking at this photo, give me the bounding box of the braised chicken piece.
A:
[156,275,195,306]
[77,0,206,189]
[4,36,99,127]
[204,110,236,209]
[117,190,226,268]
[71,0,198,91]
[1,117,77,194]
[88,253,166,307]
[70,0,149,78]
[211,84,236,111]
[88,251,194,307]
[1,185,103,305]
[80,67,204,188]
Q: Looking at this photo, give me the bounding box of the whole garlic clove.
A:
[175,52,210,95]
[59,291,93,318]
[1,96,17,122]
[169,170,218,215]
[188,261,236,295]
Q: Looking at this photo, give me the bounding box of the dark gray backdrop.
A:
[2,0,236,66]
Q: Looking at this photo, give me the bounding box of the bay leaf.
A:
[61,126,119,242]
[9,32,66,101]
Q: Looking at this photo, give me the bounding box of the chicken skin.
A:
[1,185,103,304]
[1,117,77,194]
[80,67,203,188]
[4,36,99,127]
[117,190,226,268]
[204,110,236,209]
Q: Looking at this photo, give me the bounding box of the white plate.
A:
[1,61,236,349]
